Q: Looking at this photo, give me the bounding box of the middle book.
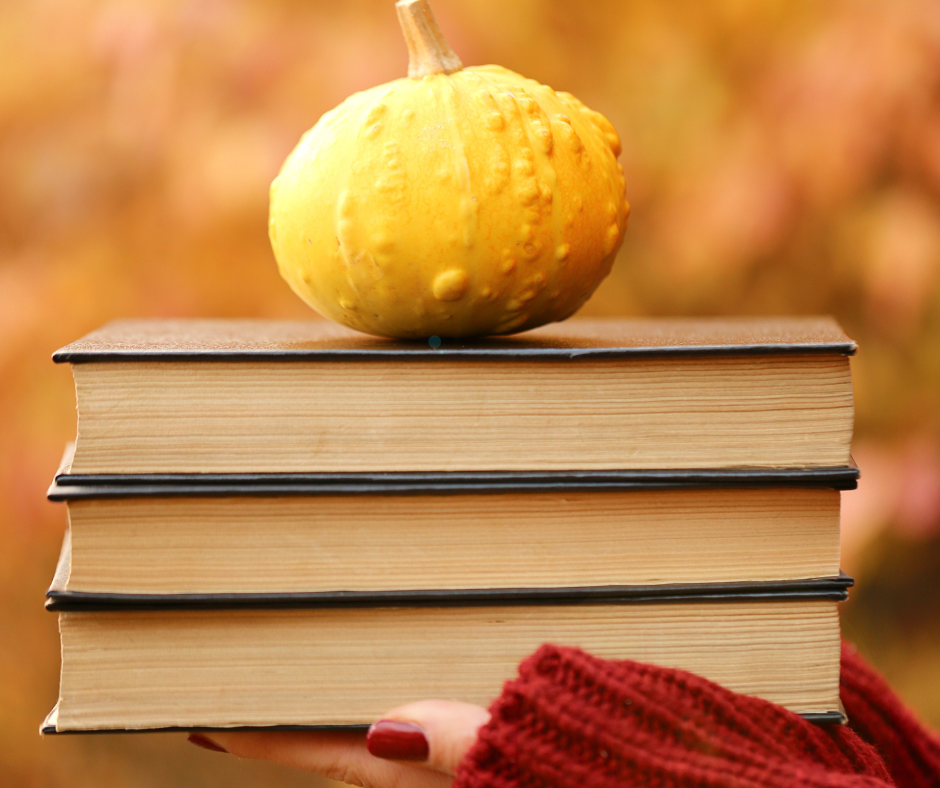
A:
[51,466,849,595]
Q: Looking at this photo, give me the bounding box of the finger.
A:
[189,730,451,788]
[368,699,490,776]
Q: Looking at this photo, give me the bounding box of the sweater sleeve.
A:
[453,644,899,788]
[839,641,940,788]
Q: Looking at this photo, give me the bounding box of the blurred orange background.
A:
[2,0,940,785]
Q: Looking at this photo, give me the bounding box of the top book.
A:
[55,317,855,475]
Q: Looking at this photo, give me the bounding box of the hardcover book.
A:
[54,317,856,474]
[43,316,858,734]
[50,443,854,594]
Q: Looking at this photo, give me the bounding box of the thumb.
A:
[367,699,490,776]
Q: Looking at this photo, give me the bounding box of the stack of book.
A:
[43,317,857,733]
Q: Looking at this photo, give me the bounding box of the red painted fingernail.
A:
[366,720,429,761]
[188,733,228,753]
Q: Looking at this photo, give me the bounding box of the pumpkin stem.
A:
[396,0,463,78]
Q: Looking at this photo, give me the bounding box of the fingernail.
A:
[187,733,228,753]
[366,720,429,761]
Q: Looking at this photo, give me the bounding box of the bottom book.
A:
[44,581,849,732]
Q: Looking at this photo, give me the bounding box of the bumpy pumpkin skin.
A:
[270,65,628,338]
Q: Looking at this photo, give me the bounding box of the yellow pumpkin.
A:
[270,0,628,339]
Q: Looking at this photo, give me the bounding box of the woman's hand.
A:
[187,700,490,788]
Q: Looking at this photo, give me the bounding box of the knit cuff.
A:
[454,644,891,788]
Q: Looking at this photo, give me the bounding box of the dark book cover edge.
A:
[52,317,858,363]
[41,709,847,734]
[45,573,854,612]
[48,464,861,499]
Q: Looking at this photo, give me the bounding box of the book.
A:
[49,462,853,594]
[44,536,850,731]
[53,317,856,474]
[44,316,858,735]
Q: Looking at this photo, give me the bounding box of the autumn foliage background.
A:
[3,0,940,785]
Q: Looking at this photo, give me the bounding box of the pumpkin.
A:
[269,0,628,339]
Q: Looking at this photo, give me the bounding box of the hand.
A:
[187,700,491,788]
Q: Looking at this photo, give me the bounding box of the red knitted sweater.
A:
[454,642,940,788]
